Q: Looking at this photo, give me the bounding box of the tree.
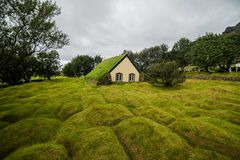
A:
[128,44,169,72]
[147,61,185,87]
[63,55,101,77]
[71,55,95,77]
[0,0,69,84]
[62,62,75,77]
[186,33,240,72]
[94,55,103,67]
[170,38,192,67]
[36,50,61,80]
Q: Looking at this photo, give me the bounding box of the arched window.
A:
[129,73,135,82]
[116,73,123,82]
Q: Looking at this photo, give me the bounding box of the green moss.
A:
[86,54,125,80]
[170,117,240,159]
[56,126,128,160]
[114,117,191,160]
[0,118,62,158]
[4,143,68,160]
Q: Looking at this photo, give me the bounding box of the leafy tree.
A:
[63,55,102,77]
[186,33,240,72]
[147,61,185,87]
[94,55,103,67]
[36,50,61,80]
[62,63,75,77]
[170,38,192,67]
[71,55,95,77]
[0,0,69,84]
[127,44,169,72]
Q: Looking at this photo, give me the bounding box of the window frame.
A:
[128,73,135,82]
[115,73,123,82]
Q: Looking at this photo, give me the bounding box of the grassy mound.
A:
[170,117,240,159]
[0,103,41,123]
[189,148,231,160]
[0,118,62,158]
[60,103,133,131]
[114,117,191,160]
[1,78,240,159]
[56,126,128,160]
[0,121,10,130]
[4,143,68,160]
[133,106,175,125]
[56,101,83,121]
[32,102,62,118]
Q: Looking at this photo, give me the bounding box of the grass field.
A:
[186,72,240,78]
[0,77,239,160]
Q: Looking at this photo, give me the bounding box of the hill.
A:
[223,22,240,34]
[0,78,240,160]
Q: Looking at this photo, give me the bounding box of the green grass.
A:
[4,143,68,160]
[0,118,62,158]
[86,54,125,80]
[186,72,240,78]
[0,77,240,159]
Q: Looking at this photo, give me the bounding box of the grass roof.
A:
[86,54,125,80]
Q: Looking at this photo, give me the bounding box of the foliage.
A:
[36,50,61,80]
[170,38,192,67]
[0,0,69,85]
[0,77,240,159]
[147,61,186,87]
[63,55,102,77]
[186,33,240,72]
[128,44,169,72]
[4,143,68,160]
[62,63,75,77]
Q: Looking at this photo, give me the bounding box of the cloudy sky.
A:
[54,0,240,63]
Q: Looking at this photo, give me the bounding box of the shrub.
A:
[147,61,186,87]
[4,143,68,160]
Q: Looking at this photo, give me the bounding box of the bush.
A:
[147,61,186,87]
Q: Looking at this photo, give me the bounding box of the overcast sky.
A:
[54,0,240,63]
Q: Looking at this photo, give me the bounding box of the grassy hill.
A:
[0,78,239,160]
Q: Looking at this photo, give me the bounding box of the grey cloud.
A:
[54,0,240,62]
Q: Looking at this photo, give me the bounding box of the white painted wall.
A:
[110,57,140,82]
